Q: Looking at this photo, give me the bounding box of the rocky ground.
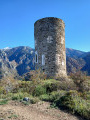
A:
[0,100,86,120]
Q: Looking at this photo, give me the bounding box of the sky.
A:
[0,0,90,52]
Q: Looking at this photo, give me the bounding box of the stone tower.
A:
[34,17,66,77]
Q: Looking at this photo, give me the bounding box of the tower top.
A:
[34,17,65,26]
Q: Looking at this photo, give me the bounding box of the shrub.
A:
[12,95,19,100]
[29,69,46,82]
[8,114,18,119]
[30,97,39,104]
[0,76,18,94]
[49,90,66,102]
[43,79,59,93]
[43,79,77,92]
[39,90,66,102]
[40,94,50,101]
[82,91,90,100]
[44,82,58,93]
[54,90,90,120]
[12,81,33,95]
[58,80,77,91]
[12,92,31,100]
[0,99,8,105]
[33,85,46,96]
[70,71,89,92]
[0,87,5,94]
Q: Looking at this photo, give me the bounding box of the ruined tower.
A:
[34,17,66,77]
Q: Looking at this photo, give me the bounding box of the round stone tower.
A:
[34,17,66,78]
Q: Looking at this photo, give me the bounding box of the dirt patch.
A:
[0,100,85,120]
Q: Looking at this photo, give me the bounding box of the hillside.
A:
[66,48,86,59]
[3,46,35,76]
[81,52,90,75]
[66,48,90,75]
[0,49,17,79]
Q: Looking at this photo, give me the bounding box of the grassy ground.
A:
[0,74,90,120]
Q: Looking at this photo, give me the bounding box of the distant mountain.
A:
[81,52,90,75]
[66,56,85,74]
[66,48,86,58]
[0,46,90,79]
[4,46,35,75]
[3,47,11,50]
[0,49,17,79]
[66,49,90,75]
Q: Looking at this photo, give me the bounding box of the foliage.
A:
[49,90,66,102]
[8,114,18,119]
[39,94,50,101]
[85,91,90,100]
[33,85,46,96]
[70,71,90,92]
[11,92,31,100]
[0,99,8,105]
[43,80,59,93]
[54,90,90,120]
[40,91,66,102]
[0,76,18,94]
[58,80,77,91]
[29,69,47,82]
[12,81,31,93]
[43,79,77,92]
[30,97,39,104]
[0,87,5,94]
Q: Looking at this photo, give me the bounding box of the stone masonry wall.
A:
[34,17,66,77]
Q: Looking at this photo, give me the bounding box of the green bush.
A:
[59,80,77,91]
[54,90,90,120]
[40,94,50,101]
[12,94,21,100]
[39,91,66,102]
[0,99,8,105]
[33,85,46,96]
[70,72,90,92]
[49,90,66,102]
[0,87,4,94]
[44,82,58,93]
[30,97,39,104]
[43,79,77,92]
[85,91,90,100]
[12,81,31,93]
[0,92,13,99]
[8,114,18,119]
[12,92,31,100]
[43,79,59,93]
[0,86,7,95]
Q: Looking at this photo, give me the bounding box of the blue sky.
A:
[0,0,90,52]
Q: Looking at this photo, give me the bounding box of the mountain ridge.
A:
[0,46,90,78]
